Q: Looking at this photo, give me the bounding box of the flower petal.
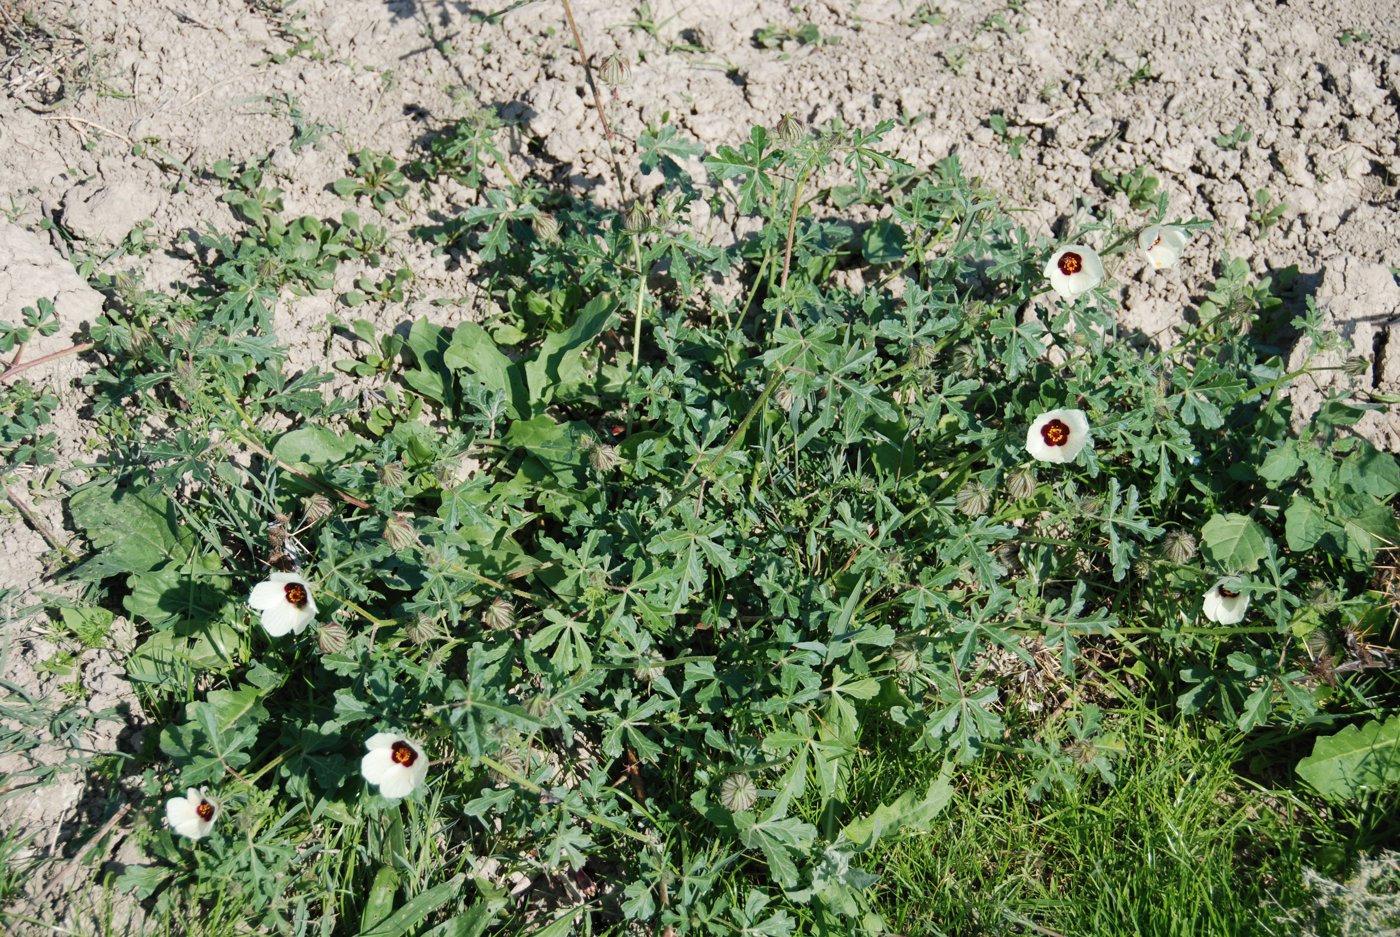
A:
[377,767,418,800]
[248,580,284,611]
[364,732,399,752]
[361,747,395,785]
[166,796,196,827]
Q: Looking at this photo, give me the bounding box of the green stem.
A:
[318,587,392,627]
[630,235,646,373]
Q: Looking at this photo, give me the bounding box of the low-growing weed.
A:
[1093,164,1165,213]
[24,61,1400,937]
[1251,187,1289,234]
[988,112,1027,160]
[1215,122,1253,150]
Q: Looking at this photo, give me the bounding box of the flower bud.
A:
[719,773,759,812]
[1343,356,1369,378]
[598,52,631,88]
[908,342,937,369]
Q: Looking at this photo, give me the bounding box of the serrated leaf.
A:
[1257,442,1302,486]
[1283,496,1338,553]
[1200,513,1269,572]
[1296,715,1400,801]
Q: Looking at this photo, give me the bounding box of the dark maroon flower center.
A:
[284,582,308,608]
[391,740,418,767]
[196,799,216,821]
[1040,419,1071,447]
[1057,252,1083,276]
[1217,585,1240,599]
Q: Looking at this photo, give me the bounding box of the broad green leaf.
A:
[1339,444,1400,498]
[124,557,226,630]
[1283,496,1337,553]
[360,866,400,934]
[860,219,907,264]
[421,905,498,937]
[69,482,190,576]
[1200,513,1270,572]
[524,294,614,403]
[271,426,356,467]
[1256,441,1301,486]
[444,321,528,418]
[844,760,954,849]
[402,318,454,405]
[1296,715,1400,801]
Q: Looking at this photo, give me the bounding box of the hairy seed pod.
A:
[956,480,992,516]
[318,622,349,655]
[719,773,759,812]
[892,643,922,674]
[406,615,441,646]
[774,112,805,146]
[382,512,420,551]
[908,342,937,369]
[1343,356,1369,378]
[589,443,620,473]
[302,493,333,526]
[950,343,977,377]
[484,596,516,632]
[380,461,406,488]
[532,211,561,245]
[624,199,651,234]
[1161,529,1197,565]
[598,52,631,88]
[774,384,797,412]
[491,744,528,782]
[1006,468,1037,501]
[525,694,552,720]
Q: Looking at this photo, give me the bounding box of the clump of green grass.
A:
[862,711,1326,936]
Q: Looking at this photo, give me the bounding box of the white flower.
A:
[1043,245,1104,300]
[1202,577,1249,624]
[1138,224,1190,269]
[248,572,317,637]
[1025,409,1092,464]
[361,733,429,799]
[165,787,219,840]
